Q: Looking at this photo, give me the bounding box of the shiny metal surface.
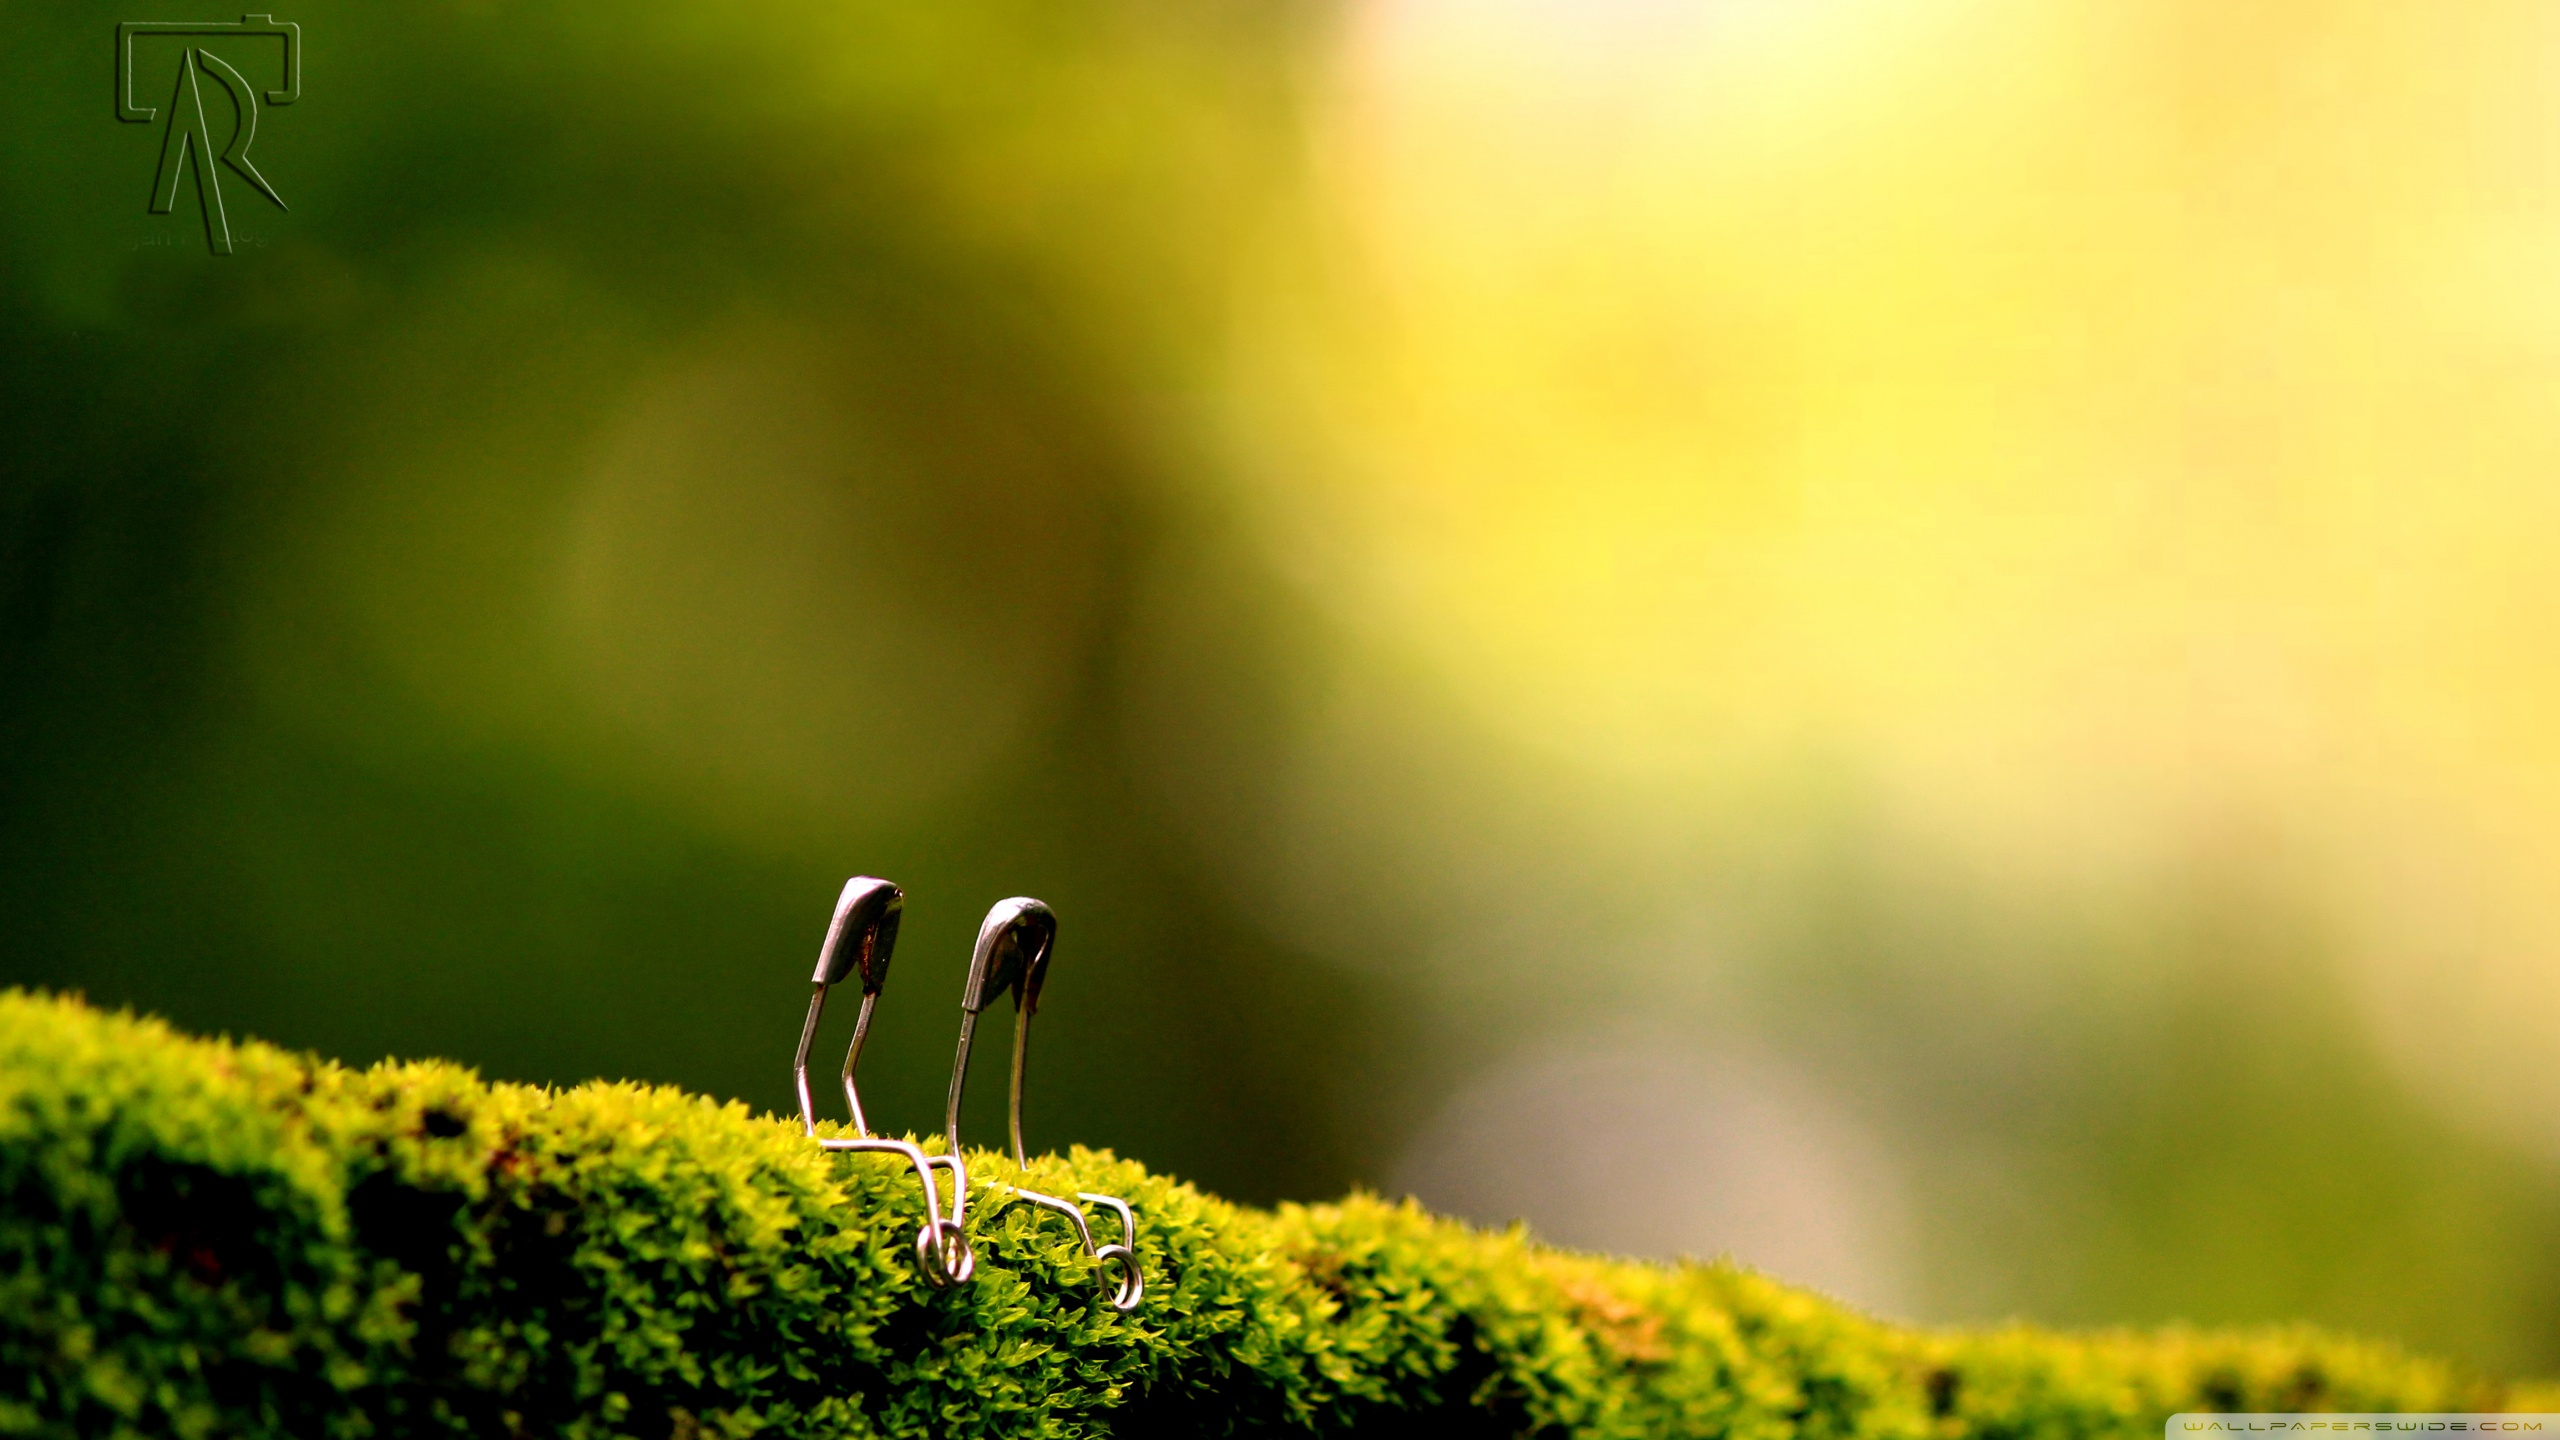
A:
[1079,1191,1146,1312]
[791,876,973,1287]
[811,875,902,990]
[941,896,1142,1311]
[958,898,1055,1012]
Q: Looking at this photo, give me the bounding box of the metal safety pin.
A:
[943,897,1143,1312]
[791,876,973,1287]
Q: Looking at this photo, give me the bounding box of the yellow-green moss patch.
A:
[0,991,2533,1438]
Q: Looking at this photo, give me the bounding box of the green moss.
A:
[0,990,2539,1439]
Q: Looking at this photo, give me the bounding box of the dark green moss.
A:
[0,991,2535,1438]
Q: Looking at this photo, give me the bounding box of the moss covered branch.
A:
[0,991,2540,1438]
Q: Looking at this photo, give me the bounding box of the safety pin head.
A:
[815,876,903,994]
[946,896,1053,1160]
[961,896,1053,1017]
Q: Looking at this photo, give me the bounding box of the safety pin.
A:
[943,897,1143,1312]
[791,876,973,1287]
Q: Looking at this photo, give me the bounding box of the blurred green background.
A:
[10,0,2560,1378]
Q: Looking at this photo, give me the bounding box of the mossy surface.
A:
[0,990,2541,1439]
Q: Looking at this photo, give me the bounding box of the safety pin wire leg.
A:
[941,1005,982,1222]
[1005,922,1145,1313]
[794,877,973,1287]
[915,1007,970,1234]
[1076,1191,1145,1311]
[1006,994,1143,1311]
[979,1172,1138,1312]
[987,1174,1142,1314]
[1001,1174,1142,1311]
[841,984,974,1286]
[911,999,967,1235]
[795,979,968,1285]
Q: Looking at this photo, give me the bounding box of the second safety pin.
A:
[943,897,1142,1312]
